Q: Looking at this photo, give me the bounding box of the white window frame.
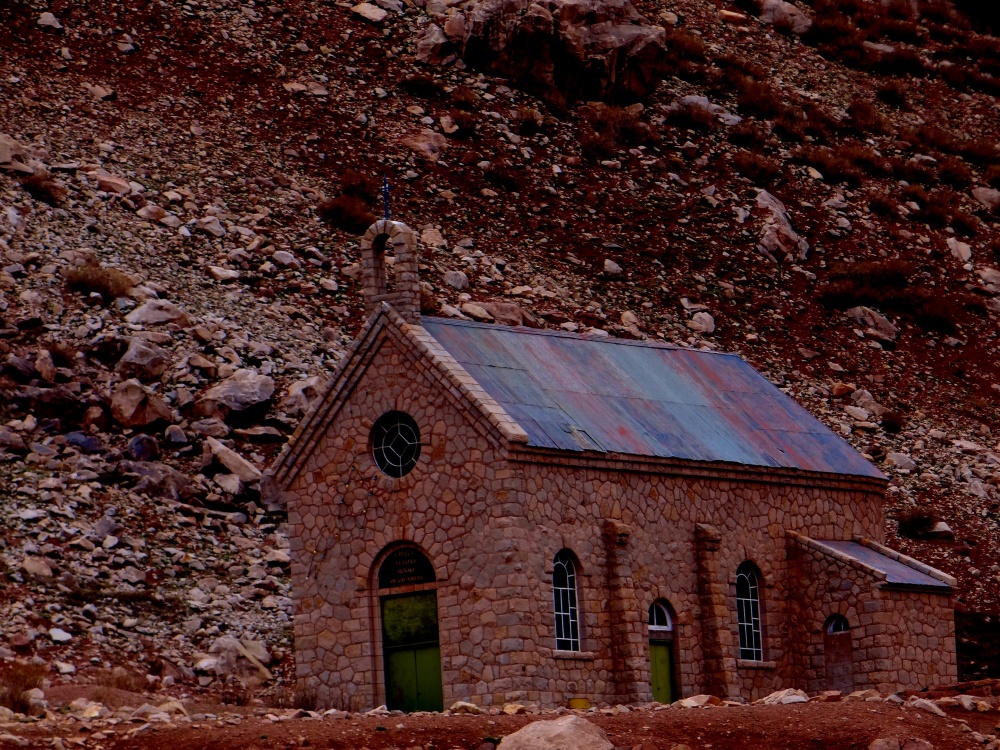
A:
[736,563,764,662]
[648,601,674,640]
[553,551,581,652]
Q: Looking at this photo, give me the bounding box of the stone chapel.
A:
[267,219,958,712]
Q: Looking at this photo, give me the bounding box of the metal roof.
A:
[819,541,951,589]
[422,318,884,479]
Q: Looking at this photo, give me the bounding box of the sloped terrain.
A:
[1,0,1000,704]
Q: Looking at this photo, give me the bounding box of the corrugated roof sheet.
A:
[422,318,884,479]
[819,541,950,589]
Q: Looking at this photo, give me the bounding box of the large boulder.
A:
[757,0,812,34]
[497,716,613,750]
[417,0,672,102]
[279,375,329,417]
[194,369,275,421]
[111,379,172,427]
[125,299,192,327]
[115,338,169,381]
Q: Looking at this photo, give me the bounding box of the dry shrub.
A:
[795,146,864,187]
[317,195,376,234]
[65,264,133,302]
[514,106,544,135]
[881,410,906,434]
[713,53,766,81]
[399,74,444,99]
[986,164,1000,189]
[836,143,892,176]
[447,109,478,139]
[872,17,925,44]
[340,170,379,202]
[449,85,479,111]
[873,46,927,76]
[869,194,899,217]
[735,78,787,119]
[21,173,67,206]
[482,161,521,192]
[847,98,892,135]
[937,156,973,189]
[896,508,936,538]
[45,340,78,367]
[93,667,147,693]
[728,121,768,149]
[951,209,979,237]
[579,105,656,161]
[732,151,783,184]
[0,661,46,714]
[665,102,718,132]
[267,685,319,710]
[662,27,707,78]
[892,157,938,186]
[819,258,974,334]
[877,80,909,108]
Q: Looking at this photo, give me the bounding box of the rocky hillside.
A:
[2,0,1000,697]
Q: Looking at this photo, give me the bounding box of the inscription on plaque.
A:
[379,547,436,589]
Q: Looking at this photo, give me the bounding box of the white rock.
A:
[444,270,469,290]
[352,3,388,22]
[886,452,917,471]
[947,237,972,262]
[496,716,613,750]
[206,437,262,482]
[604,259,622,275]
[38,12,63,29]
[688,312,715,334]
[49,627,73,642]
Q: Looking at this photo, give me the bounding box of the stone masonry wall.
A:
[786,540,957,694]
[286,328,535,710]
[504,454,886,703]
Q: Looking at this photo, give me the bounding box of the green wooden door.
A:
[649,640,673,704]
[382,592,443,712]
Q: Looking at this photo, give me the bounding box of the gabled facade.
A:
[269,221,957,711]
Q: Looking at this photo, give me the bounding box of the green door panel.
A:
[382,592,439,649]
[650,641,673,704]
[414,645,443,711]
[385,648,419,712]
[382,593,443,712]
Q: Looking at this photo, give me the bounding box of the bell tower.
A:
[359,219,420,324]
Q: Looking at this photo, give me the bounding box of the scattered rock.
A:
[496,715,613,750]
[352,3,388,23]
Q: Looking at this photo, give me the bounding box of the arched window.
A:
[648,601,673,632]
[553,551,581,652]
[826,614,850,634]
[736,562,763,661]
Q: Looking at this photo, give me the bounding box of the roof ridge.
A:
[422,316,740,357]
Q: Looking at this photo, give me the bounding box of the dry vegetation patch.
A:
[64,264,134,302]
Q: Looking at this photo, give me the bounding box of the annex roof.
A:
[421,317,884,480]
[817,540,952,590]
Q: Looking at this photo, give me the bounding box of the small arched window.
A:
[826,614,850,634]
[553,551,581,652]
[648,601,673,632]
[736,562,763,661]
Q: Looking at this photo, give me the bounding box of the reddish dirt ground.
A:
[5,702,999,750]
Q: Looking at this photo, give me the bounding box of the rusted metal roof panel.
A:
[423,318,884,479]
[819,541,950,589]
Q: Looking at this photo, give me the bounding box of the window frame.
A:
[648,600,674,640]
[552,550,582,652]
[735,562,764,662]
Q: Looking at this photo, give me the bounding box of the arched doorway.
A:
[377,546,443,712]
[648,600,676,703]
[823,614,854,693]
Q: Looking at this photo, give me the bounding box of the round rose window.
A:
[371,411,421,478]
